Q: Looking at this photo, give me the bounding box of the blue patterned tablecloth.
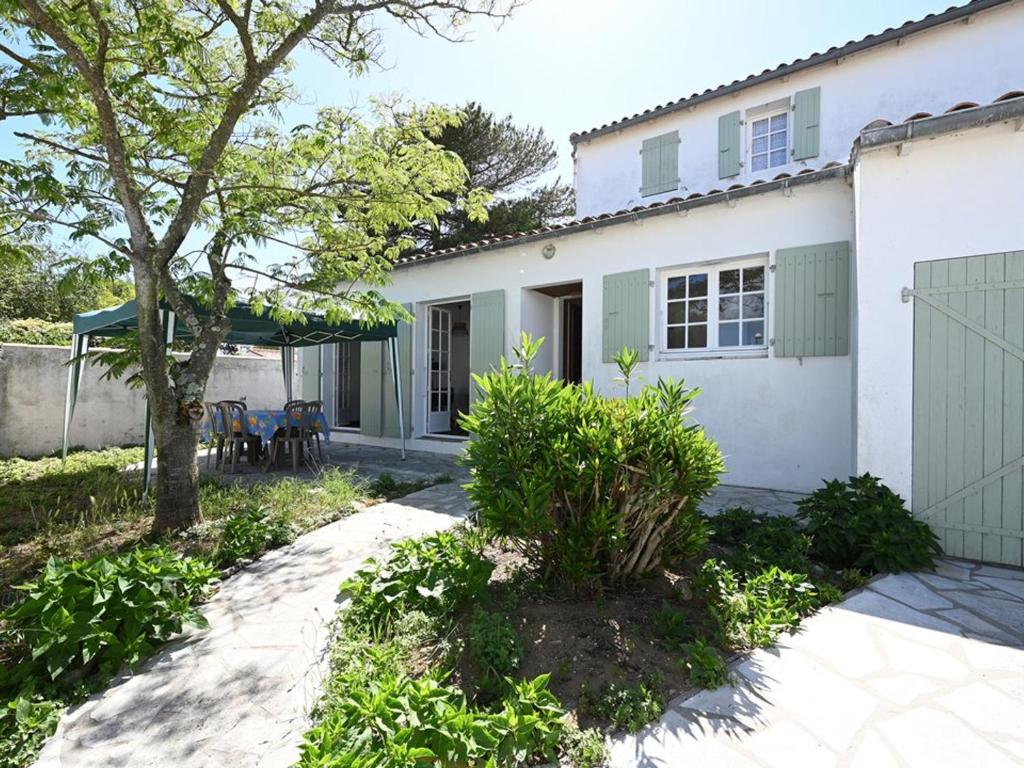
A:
[201,409,330,444]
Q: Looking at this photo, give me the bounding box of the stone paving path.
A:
[609,558,1024,767]
[34,482,471,768]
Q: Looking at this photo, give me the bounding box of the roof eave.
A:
[569,0,1012,145]
[396,165,850,269]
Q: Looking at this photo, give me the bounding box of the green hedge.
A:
[0,319,73,346]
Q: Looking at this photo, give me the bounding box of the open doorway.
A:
[425,299,470,436]
[523,282,582,384]
[334,340,361,429]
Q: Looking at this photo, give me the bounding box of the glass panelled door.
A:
[428,306,452,433]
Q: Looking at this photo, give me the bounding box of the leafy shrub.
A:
[467,607,524,696]
[797,474,942,573]
[1,547,217,688]
[341,530,493,636]
[696,560,817,649]
[559,721,608,768]
[462,336,722,593]
[216,507,294,566]
[300,666,565,768]
[0,318,72,346]
[579,680,663,733]
[679,639,731,689]
[708,507,812,576]
[652,601,696,650]
[0,695,63,768]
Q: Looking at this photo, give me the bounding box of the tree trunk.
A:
[132,265,218,534]
[152,414,203,533]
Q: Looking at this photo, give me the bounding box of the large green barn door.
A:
[910,252,1024,566]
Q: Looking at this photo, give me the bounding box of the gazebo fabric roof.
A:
[72,299,397,347]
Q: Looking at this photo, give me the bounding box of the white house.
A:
[306,0,1024,566]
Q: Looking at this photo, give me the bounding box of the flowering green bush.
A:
[461,336,722,593]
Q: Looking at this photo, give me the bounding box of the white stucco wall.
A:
[0,344,293,457]
[573,1,1023,217]
[853,119,1024,503]
[365,177,856,492]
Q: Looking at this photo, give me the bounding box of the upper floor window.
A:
[750,111,789,172]
[640,130,680,197]
[662,257,767,353]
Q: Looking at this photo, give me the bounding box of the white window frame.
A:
[659,255,769,357]
[747,104,790,173]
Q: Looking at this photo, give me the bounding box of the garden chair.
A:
[216,400,261,474]
[203,401,226,470]
[268,400,321,474]
[283,399,305,411]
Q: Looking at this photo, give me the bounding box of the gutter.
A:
[396,164,849,269]
[857,95,1024,152]
[570,0,1011,145]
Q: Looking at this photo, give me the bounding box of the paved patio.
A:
[609,558,1024,767]
[34,481,472,768]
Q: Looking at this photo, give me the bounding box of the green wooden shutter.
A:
[470,290,505,404]
[602,269,650,363]
[718,110,741,179]
[301,347,321,401]
[774,241,850,357]
[359,342,383,437]
[792,87,821,160]
[640,131,679,196]
[382,305,413,438]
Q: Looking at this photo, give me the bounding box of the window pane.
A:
[687,325,707,348]
[770,131,787,150]
[751,118,768,137]
[743,320,765,346]
[752,136,768,154]
[667,276,686,300]
[667,301,686,324]
[688,273,708,297]
[720,269,740,294]
[743,266,765,291]
[688,299,707,323]
[770,148,787,167]
[743,294,764,318]
[751,154,767,172]
[719,296,740,321]
[770,112,788,131]
[719,322,739,347]
[667,326,685,349]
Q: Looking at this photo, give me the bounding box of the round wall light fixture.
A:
[541,243,556,260]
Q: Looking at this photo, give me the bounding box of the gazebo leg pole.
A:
[62,333,82,463]
[390,337,406,460]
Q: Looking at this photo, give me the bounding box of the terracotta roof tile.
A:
[397,163,849,267]
[569,0,1009,144]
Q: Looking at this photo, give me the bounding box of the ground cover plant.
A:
[0,446,450,766]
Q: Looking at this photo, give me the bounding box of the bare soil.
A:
[460,544,709,728]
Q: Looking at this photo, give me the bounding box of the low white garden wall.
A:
[0,343,295,457]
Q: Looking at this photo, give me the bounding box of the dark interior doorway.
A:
[561,296,583,385]
[334,340,361,428]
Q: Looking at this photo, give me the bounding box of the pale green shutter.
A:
[718,111,741,179]
[774,241,850,357]
[602,269,650,362]
[359,342,383,437]
[792,87,821,160]
[470,290,505,404]
[301,347,321,401]
[382,305,413,438]
[640,131,679,196]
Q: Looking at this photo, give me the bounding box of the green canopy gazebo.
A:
[64,298,405,492]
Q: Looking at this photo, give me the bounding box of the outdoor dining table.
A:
[200,408,331,447]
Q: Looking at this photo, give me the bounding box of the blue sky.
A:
[289,0,953,184]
